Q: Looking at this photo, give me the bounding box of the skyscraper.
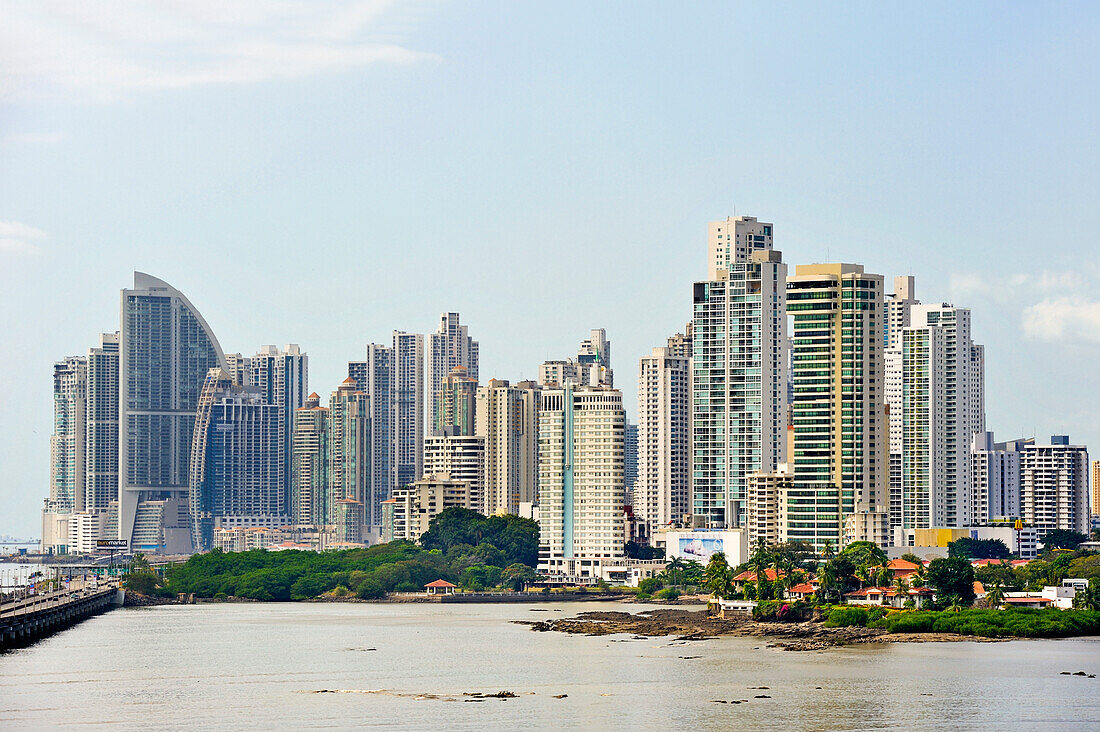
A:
[786,263,887,551]
[291,393,329,526]
[119,272,227,549]
[392,331,424,491]
[901,304,986,530]
[348,343,393,531]
[249,344,308,515]
[475,379,540,516]
[434,365,477,436]
[692,217,787,529]
[85,333,119,513]
[884,276,918,531]
[635,346,691,536]
[48,356,87,514]
[328,378,371,541]
[538,385,626,581]
[188,368,283,551]
[427,313,478,436]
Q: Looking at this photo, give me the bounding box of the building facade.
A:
[328,379,372,542]
[423,434,485,512]
[474,379,539,515]
[248,344,308,516]
[786,263,887,551]
[119,272,227,550]
[692,216,787,529]
[188,368,284,551]
[537,386,626,580]
[426,313,478,437]
[900,304,985,531]
[434,365,477,436]
[385,474,472,543]
[1021,436,1090,535]
[348,342,394,529]
[635,346,691,537]
[48,356,87,514]
[85,333,119,513]
[392,331,424,491]
[291,393,329,526]
[971,432,1031,524]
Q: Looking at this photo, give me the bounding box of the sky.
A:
[1,1,1098,538]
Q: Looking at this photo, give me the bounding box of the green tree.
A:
[501,563,538,591]
[948,537,1012,560]
[1041,530,1088,551]
[985,582,1005,608]
[900,552,924,565]
[839,541,888,573]
[926,557,976,606]
[638,577,664,595]
[1072,577,1100,610]
[704,552,734,600]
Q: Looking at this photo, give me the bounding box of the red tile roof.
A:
[733,569,783,582]
[425,579,457,588]
[787,583,816,594]
[887,559,919,570]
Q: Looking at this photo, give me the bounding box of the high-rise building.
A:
[383,474,472,543]
[188,368,283,551]
[635,346,691,537]
[424,435,485,511]
[48,356,87,514]
[1021,436,1090,535]
[224,353,251,386]
[539,329,614,388]
[884,275,918,349]
[427,313,478,436]
[666,324,692,359]
[624,422,638,500]
[119,272,227,549]
[786,263,887,551]
[85,333,119,513]
[434,365,477,436]
[291,393,329,526]
[971,432,1031,524]
[883,277,917,531]
[748,467,792,547]
[692,217,787,529]
[474,379,539,516]
[328,378,371,541]
[900,304,985,530]
[1092,460,1100,520]
[392,331,424,491]
[249,345,308,516]
[537,386,626,580]
[348,343,393,530]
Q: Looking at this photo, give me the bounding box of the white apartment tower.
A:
[48,356,88,514]
[539,329,614,388]
[475,379,540,515]
[1022,436,1090,535]
[884,276,918,530]
[900,304,985,530]
[427,313,478,437]
[538,386,626,580]
[692,217,787,529]
[635,346,691,536]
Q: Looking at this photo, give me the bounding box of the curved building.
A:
[119,272,227,552]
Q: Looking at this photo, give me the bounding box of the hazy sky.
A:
[2,1,1098,537]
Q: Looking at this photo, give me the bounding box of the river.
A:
[1,601,1097,730]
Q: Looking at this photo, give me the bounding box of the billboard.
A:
[678,536,723,561]
[96,539,129,551]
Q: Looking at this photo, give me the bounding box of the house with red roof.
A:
[425,579,457,595]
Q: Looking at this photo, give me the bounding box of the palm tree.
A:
[704,552,734,600]
[986,582,1005,609]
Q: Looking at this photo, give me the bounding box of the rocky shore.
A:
[517,608,1000,651]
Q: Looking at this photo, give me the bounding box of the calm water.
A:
[1,602,1098,730]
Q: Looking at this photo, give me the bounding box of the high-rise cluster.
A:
[41,218,1094,567]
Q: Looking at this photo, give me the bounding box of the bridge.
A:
[0,580,123,650]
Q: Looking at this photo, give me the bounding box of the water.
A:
[1,602,1098,730]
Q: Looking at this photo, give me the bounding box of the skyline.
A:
[4,1,1100,536]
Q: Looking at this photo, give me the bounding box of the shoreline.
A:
[516,608,1009,651]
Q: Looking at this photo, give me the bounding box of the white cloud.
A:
[0,220,47,256]
[0,1,439,102]
[1022,297,1100,343]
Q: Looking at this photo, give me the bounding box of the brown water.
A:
[1,602,1098,730]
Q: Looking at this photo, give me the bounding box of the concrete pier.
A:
[0,582,123,650]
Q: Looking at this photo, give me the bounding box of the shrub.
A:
[638,577,664,595]
[824,607,869,628]
[656,587,681,600]
[356,579,384,600]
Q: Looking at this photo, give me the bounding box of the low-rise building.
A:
[658,528,747,567]
[385,473,472,543]
[891,525,1038,560]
